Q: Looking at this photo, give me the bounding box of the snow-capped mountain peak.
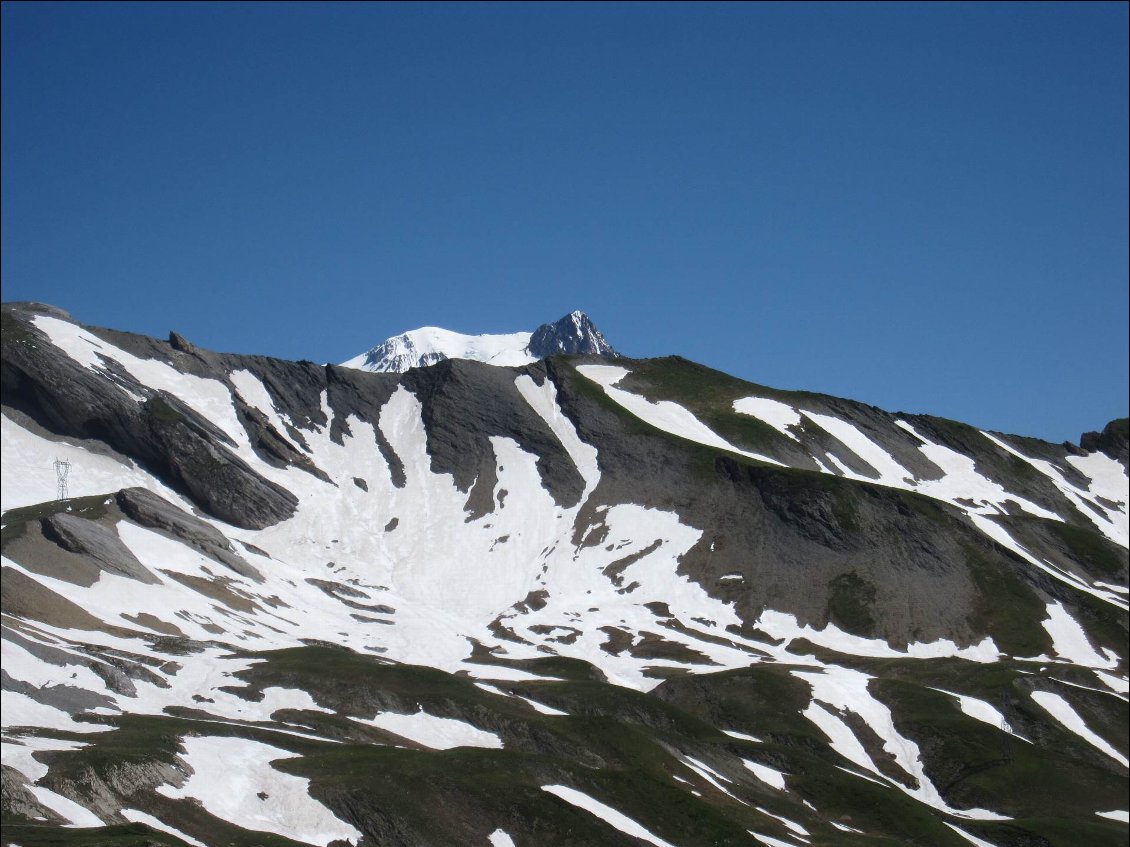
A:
[341,311,618,373]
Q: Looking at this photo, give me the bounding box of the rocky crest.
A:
[527,311,619,358]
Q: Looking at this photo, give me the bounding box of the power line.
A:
[53,458,71,501]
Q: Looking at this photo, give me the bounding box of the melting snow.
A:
[795,666,1008,820]
[122,809,207,847]
[577,365,783,466]
[1029,691,1129,767]
[1041,601,1117,668]
[157,735,361,845]
[353,707,502,750]
[743,760,787,790]
[732,396,802,440]
[755,609,999,662]
[541,784,678,847]
[26,785,103,827]
[1096,810,1130,823]
[944,822,999,847]
[983,431,1129,547]
[748,832,799,847]
[754,805,808,836]
[1,736,90,783]
[931,689,1029,741]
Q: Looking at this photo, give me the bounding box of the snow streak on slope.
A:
[726,386,1130,608]
[578,365,783,466]
[731,396,802,440]
[541,784,679,847]
[794,667,1008,820]
[742,760,787,791]
[981,431,1129,547]
[121,810,207,847]
[727,384,1128,545]
[931,689,1030,741]
[352,708,502,750]
[1029,692,1129,767]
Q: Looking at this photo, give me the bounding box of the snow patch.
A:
[1030,691,1129,767]
[353,707,502,750]
[577,365,783,466]
[743,760,787,790]
[157,735,361,846]
[732,397,802,440]
[541,784,678,847]
[1041,601,1117,669]
[122,809,207,847]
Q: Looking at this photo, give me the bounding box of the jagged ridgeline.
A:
[1,300,1127,847]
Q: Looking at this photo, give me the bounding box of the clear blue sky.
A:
[3,2,1127,443]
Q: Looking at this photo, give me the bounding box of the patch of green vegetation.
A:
[654,663,825,745]
[38,715,193,785]
[562,358,751,487]
[784,764,966,846]
[748,462,863,534]
[613,357,803,458]
[917,415,1052,492]
[0,823,192,847]
[1001,432,1067,456]
[559,359,657,438]
[826,571,877,635]
[144,396,184,424]
[1,307,38,345]
[964,544,1052,658]
[990,815,1130,847]
[1037,518,1126,578]
[652,665,975,844]
[233,645,500,705]
[470,653,609,683]
[902,490,956,527]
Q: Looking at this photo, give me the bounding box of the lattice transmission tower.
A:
[54,458,71,501]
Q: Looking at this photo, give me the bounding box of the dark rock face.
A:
[1081,418,1129,465]
[527,311,618,358]
[114,487,261,580]
[40,512,158,584]
[402,359,587,511]
[1,766,65,825]
[2,303,298,529]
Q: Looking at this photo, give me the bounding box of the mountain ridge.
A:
[1,300,1127,847]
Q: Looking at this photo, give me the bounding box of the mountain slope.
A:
[2,302,1127,847]
[341,310,618,373]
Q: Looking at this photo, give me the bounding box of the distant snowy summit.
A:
[341,310,618,373]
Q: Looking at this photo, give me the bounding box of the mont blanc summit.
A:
[340,310,618,373]
[1,300,1127,847]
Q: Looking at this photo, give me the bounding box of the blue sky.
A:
[3,2,1126,443]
